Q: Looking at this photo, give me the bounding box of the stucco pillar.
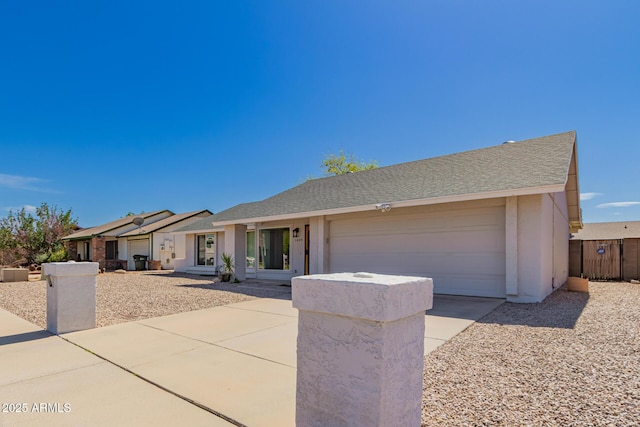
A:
[309,216,329,274]
[44,262,99,334]
[505,196,519,295]
[224,224,246,281]
[292,272,433,427]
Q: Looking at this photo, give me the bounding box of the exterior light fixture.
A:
[293,228,300,238]
[375,203,392,212]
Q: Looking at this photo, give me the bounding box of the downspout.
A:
[505,196,518,296]
[552,194,556,289]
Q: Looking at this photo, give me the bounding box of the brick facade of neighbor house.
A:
[63,238,109,270]
[92,237,106,270]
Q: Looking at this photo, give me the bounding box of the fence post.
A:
[43,262,99,334]
[292,272,433,426]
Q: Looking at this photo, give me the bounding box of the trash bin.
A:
[133,255,148,271]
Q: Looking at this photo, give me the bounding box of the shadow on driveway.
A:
[167,272,293,300]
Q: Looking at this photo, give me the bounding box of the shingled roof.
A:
[62,210,173,240]
[118,210,212,237]
[211,131,581,229]
[571,221,640,240]
[173,214,221,233]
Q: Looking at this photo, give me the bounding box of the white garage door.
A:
[128,239,150,270]
[329,201,506,298]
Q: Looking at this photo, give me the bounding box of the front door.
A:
[82,241,90,261]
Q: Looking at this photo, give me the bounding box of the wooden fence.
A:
[582,240,621,280]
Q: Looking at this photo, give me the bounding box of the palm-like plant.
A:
[220,252,234,281]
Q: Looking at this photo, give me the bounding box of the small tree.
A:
[0,203,77,266]
[321,150,378,176]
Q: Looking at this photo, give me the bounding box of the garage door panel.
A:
[329,204,506,298]
[433,274,505,298]
[129,239,150,256]
[331,229,504,253]
[330,256,504,297]
[332,208,503,235]
[331,252,504,276]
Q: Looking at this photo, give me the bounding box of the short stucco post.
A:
[44,262,99,334]
[292,272,433,427]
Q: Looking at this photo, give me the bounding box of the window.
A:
[106,241,118,260]
[259,228,290,270]
[246,230,255,268]
[197,234,215,266]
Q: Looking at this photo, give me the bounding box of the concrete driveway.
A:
[0,295,502,426]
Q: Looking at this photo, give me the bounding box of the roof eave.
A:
[211,184,566,226]
[172,226,225,235]
[564,136,583,232]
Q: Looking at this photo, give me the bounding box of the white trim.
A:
[172,227,224,235]
[211,184,566,226]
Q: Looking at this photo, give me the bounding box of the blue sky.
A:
[1,1,639,227]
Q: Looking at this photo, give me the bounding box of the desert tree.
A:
[0,203,77,265]
[321,150,378,176]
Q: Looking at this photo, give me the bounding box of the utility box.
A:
[44,262,99,334]
[1,268,29,282]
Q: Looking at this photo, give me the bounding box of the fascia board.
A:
[171,226,225,235]
[212,184,566,226]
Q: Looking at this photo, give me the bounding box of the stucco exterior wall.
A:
[174,233,186,263]
[174,234,196,272]
[512,192,570,303]
[552,191,570,289]
[515,194,544,302]
[118,239,128,267]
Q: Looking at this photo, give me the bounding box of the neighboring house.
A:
[569,221,640,281]
[116,210,213,270]
[63,209,211,270]
[175,131,582,303]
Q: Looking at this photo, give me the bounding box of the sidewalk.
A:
[0,296,502,426]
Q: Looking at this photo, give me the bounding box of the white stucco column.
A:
[224,224,247,281]
[44,262,99,334]
[505,196,519,295]
[292,272,433,427]
[309,216,329,275]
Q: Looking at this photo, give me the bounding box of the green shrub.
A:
[48,247,68,262]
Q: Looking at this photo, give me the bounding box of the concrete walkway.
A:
[0,295,503,427]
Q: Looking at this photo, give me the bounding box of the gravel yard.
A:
[1,272,638,425]
[422,281,640,426]
[0,270,291,328]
